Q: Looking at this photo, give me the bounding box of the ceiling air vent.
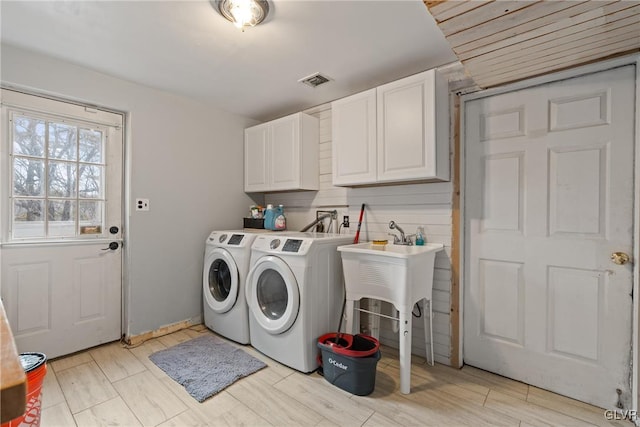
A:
[298,72,331,88]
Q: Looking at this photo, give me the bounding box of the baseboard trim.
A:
[125,318,201,346]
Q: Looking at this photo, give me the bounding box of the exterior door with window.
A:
[0,89,123,358]
[463,66,635,409]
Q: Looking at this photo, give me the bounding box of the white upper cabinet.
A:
[245,124,270,191]
[331,89,377,186]
[244,112,319,192]
[332,69,450,186]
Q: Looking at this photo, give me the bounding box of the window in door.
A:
[10,110,107,240]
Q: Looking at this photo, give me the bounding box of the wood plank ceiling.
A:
[424,0,640,90]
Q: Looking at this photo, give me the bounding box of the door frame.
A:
[456,53,640,415]
[0,85,130,349]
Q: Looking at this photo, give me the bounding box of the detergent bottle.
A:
[264,204,275,230]
[274,205,287,231]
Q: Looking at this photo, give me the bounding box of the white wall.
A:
[0,44,258,337]
[266,103,453,365]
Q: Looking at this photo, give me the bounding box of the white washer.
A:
[245,232,353,372]
[203,230,259,344]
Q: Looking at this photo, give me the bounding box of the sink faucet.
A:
[388,221,413,245]
[300,210,338,232]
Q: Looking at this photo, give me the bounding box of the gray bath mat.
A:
[149,334,266,402]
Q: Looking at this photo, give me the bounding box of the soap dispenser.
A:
[415,226,425,246]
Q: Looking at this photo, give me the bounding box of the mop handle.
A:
[353,203,365,244]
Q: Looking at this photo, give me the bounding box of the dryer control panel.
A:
[252,236,312,255]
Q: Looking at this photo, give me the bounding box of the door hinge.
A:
[616,388,624,409]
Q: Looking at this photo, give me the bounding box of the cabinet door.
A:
[244,124,270,192]
[377,70,439,182]
[270,114,300,190]
[332,89,377,186]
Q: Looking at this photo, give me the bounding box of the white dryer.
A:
[245,232,353,372]
[203,230,258,344]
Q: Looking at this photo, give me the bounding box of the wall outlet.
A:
[135,198,150,211]
[343,215,349,227]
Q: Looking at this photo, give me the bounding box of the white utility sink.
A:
[337,242,443,258]
[338,241,444,394]
[338,242,444,304]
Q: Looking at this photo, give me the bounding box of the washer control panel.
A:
[228,234,244,245]
[206,231,251,247]
[282,239,303,253]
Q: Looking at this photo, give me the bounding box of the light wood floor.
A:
[40,325,627,427]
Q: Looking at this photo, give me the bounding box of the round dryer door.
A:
[246,255,299,334]
[203,248,239,314]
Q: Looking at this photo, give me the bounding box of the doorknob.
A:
[611,252,630,265]
[102,242,120,251]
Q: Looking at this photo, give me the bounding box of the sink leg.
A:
[399,309,412,394]
[345,299,359,334]
[423,298,434,366]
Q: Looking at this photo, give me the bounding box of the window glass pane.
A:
[78,165,102,198]
[47,200,76,237]
[48,122,77,160]
[79,201,102,228]
[13,116,45,157]
[13,157,44,197]
[8,109,117,241]
[48,161,77,198]
[13,199,44,238]
[79,128,103,163]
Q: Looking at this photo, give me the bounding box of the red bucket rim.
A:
[318,332,353,349]
[318,333,379,358]
[19,352,47,373]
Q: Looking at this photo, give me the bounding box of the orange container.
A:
[2,353,47,427]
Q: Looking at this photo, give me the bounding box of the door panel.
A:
[479,259,524,344]
[1,89,123,359]
[464,65,635,409]
[10,261,51,335]
[3,244,121,358]
[482,153,524,232]
[549,145,606,237]
[547,266,601,361]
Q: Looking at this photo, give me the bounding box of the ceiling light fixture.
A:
[215,0,269,31]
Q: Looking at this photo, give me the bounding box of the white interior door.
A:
[464,65,635,410]
[0,89,123,359]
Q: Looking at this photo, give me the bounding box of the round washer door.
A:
[203,247,239,314]
[246,255,299,335]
